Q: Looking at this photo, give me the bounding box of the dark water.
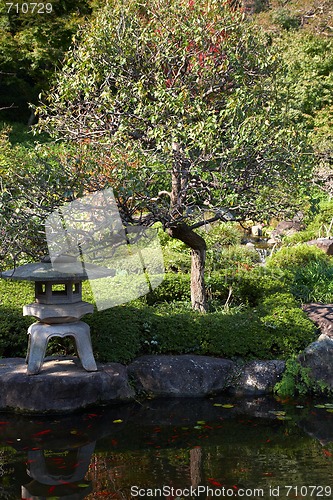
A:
[1,396,333,499]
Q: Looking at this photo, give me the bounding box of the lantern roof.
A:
[1,255,114,282]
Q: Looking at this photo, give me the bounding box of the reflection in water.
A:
[22,443,95,499]
[0,397,332,499]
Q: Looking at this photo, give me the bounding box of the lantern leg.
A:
[72,322,98,372]
[27,322,98,375]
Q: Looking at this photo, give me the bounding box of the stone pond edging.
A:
[127,355,285,398]
[0,355,286,413]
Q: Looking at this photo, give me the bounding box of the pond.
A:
[0,396,333,499]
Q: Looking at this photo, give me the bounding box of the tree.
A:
[0,0,95,122]
[275,32,333,196]
[0,128,94,268]
[34,0,314,311]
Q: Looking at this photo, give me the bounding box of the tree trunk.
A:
[168,144,206,312]
[191,247,206,313]
[167,223,207,313]
[170,141,189,218]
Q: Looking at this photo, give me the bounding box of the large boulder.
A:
[306,238,333,256]
[0,357,135,413]
[229,360,286,396]
[298,337,333,392]
[271,219,303,239]
[302,303,333,337]
[128,354,236,397]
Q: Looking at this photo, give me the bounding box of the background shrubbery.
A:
[1,222,325,364]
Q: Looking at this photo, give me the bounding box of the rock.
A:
[271,220,303,238]
[229,360,286,396]
[298,337,333,391]
[0,357,135,413]
[251,225,262,237]
[128,354,235,397]
[306,238,333,256]
[266,238,279,245]
[302,303,333,337]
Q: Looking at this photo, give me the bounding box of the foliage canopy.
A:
[38,0,314,224]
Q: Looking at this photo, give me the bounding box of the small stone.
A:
[229,360,286,396]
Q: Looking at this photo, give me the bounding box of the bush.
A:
[275,357,333,398]
[206,267,290,308]
[139,305,202,356]
[0,280,34,357]
[198,221,243,248]
[258,293,317,354]
[206,244,260,273]
[107,290,315,362]
[266,243,333,303]
[282,229,317,245]
[201,293,316,360]
[87,306,144,363]
[307,199,333,238]
[290,260,333,303]
[266,243,329,270]
[0,307,31,357]
[146,273,191,304]
[272,9,301,31]
[145,266,289,310]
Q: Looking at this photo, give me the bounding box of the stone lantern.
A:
[1,256,113,375]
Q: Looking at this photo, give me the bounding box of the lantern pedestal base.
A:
[26,321,97,375]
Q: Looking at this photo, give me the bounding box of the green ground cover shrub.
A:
[271,8,301,31]
[87,306,144,364]
[0,281,34,357]
[0,274,316,363]
[290,260,333,303]
[145,265,289,309]
[0,307,31,357]
[200,293,316,360]
[206,244,260,273]
[197,222,243,248]
[267,244,333,303]
[275,357,333,398]
[206,266,290,308]
[146,273,191,303]
[304,199,333,238]
[282,229,318,245]
[266,243,329,269]
[86,289,316,362]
